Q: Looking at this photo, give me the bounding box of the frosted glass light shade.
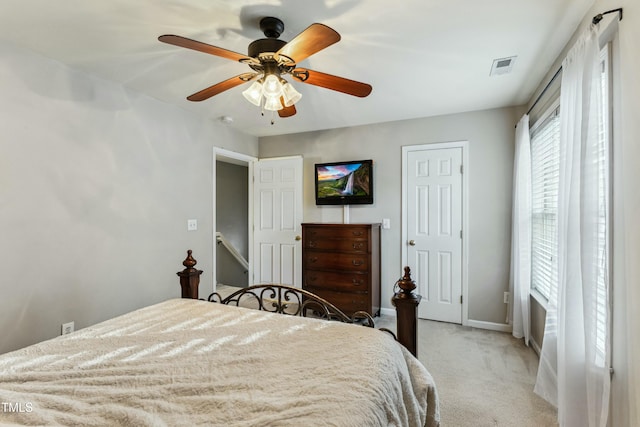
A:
[242,81,263,106]
[262,74,282,98]
[281,82,302,107]
[263,96,282,111]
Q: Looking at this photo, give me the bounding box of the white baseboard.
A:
[530,337,542,356]
[379,313,512,332]
[380,307,396,317]
[466,319,512,333]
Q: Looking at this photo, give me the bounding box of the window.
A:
[530,104,560,300]
[528,46,611,363]
[594,45,611,366]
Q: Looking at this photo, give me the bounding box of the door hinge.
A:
[460,164,463,174]
[460,295,463,304]
[460,230,462,239]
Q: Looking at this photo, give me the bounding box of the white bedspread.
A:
[0,299,439,426]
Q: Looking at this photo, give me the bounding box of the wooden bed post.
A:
[177,250,203,299]
[392,266,422,357]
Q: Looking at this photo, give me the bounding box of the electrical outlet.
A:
[503,292,510,304]
[187,219,197,231]
[61,321,74,335]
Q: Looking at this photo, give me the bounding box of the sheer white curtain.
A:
[534,25,610,427]
[509,114,531,344]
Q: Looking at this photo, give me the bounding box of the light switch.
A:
[382,218,391,229]
[187,219,198,231]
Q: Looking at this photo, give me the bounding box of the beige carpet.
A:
[376,315,558,426]
[215,285,557,426]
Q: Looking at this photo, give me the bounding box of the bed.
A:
[0,251,439,427]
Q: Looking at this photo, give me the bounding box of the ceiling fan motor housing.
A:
[248,38,287,58]
[249,17,288,58]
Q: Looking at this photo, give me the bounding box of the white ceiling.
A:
[0,0,595,137]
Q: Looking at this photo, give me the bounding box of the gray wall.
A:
[216,161,249,287]
[259,106,524,325]
[529,295,546,352]
[0,41,258,354]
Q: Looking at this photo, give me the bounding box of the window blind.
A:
[594,49,611,366]
[530,106,560,300]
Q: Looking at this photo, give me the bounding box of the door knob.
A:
[409,239,416,246]
[295,235,301,241]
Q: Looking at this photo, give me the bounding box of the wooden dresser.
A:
[302,223,381,317]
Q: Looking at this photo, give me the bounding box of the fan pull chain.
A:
[255,86,276,125]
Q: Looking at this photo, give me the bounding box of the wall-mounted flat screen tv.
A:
[314,159,373,205]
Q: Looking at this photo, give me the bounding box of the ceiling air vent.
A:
[490,56,517,76]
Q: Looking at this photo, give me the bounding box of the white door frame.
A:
[401,141,469,326]
[212,147,257,295]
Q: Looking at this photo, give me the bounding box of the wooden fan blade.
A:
[278,97,297,118]
[292,68,372,97]
[159,35,256,64]
[276,23,340,65]
[187,74,253,102]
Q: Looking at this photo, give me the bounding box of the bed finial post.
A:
[177,250,203,299]
[392,266,422,357]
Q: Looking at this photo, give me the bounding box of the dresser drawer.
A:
[304,238,369,253]
[304,226,370,240]
[305,287,369,315]
[304,252,369,272]
[304,270,369,293]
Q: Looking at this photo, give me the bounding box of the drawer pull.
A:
[352,231,364,236]
[352,279,363,285]
[352,259,364,266]
[352,242,364,250]
[310,257,318,263]
[309,241,317,248]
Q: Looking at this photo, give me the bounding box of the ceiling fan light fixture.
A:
[242,80,263,106]
[263,95,282,111]
[262,74,283,98]
[282,82,302,107]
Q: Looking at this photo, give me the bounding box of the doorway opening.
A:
[216,160,249,288]
[212,150,303,299]
[213,148,256,297]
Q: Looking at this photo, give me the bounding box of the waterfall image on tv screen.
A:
[315,160,372,205]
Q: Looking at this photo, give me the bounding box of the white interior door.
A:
[252,156,303,287]
[406,147,463,323]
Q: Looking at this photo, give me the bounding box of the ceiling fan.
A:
[158,17,372,120]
